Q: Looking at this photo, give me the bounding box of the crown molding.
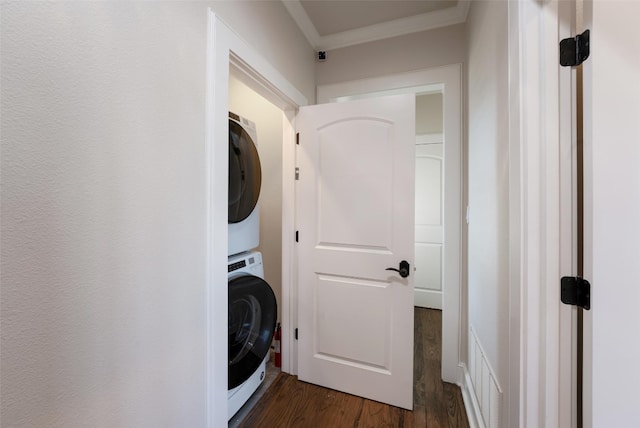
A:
[283,1,470,51]
[282,1,320,48]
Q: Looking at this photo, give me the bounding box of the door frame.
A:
[318,64,464,385]
[507,0,576,426]
[206,12,307,426]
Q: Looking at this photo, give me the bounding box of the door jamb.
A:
[508,1,576,426]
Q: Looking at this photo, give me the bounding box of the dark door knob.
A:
[386,260,410,278]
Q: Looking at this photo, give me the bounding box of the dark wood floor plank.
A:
[413,311,427,426]
[357,399,412,428]
[293,382,364,428]
[236,308,469,428]
[238,375,302,428]
[423,362,446,427]
[412,404,427,428]
[443,382,468,428]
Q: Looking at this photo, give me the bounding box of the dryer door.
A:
[228,275,277,389]
[228,118,262,223]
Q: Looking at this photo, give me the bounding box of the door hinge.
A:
[295,230,299,242]
[296,132,299,145]
[561,276,591,310]
[295,167,300,180]
[560,29,590,67]
[295,328,298,340]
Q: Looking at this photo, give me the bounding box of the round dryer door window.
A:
[228,275,277,390]
[228,118,262,223]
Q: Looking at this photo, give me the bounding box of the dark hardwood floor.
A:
[236,308,469,428]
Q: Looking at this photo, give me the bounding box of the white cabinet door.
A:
[296,94,415,409]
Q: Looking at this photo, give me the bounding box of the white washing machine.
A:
[228,112,261,256]
[227,251,277,420]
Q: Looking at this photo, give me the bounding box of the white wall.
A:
[316,24,466,87]
[213,1,315,103]
[465,0,509,425]
[0,2,314,426]
[228,75,284,323]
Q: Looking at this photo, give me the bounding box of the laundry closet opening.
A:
[229,73,284,325]
[227,70,286,424]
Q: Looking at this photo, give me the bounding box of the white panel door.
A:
[414,143,443,309]
[296,94,415,409]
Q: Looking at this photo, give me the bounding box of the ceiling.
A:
[282,0,470,51]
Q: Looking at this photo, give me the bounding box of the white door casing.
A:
[296,94,415,409]
[414,142,444,309]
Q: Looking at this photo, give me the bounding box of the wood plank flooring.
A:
[236,308,469,428]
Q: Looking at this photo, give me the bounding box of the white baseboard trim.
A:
[460,363,485,428]
[414,288,442,309]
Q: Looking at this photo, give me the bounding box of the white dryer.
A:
[227,251,277,420]
[228,112,261,256]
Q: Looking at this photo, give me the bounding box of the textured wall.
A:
[0,1,314,426]
[465,1,509,424]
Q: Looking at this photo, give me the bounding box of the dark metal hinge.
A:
[295,328,298,340]
[560,29,590,67]
[296,132,299,145]
[295,230,299,243]
[295,167,299,180]
[561,276,591,310]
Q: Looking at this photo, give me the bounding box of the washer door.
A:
[228,118,262,224]
[228,274,277,390]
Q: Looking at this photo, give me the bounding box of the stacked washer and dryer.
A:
[227,112,277,420]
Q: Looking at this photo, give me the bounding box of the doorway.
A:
[414,92,445,310]
[317,64,463,385]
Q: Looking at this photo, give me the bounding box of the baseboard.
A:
[459,364,485,428]
[414,288,442,309]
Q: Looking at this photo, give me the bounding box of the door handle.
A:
[386,260,410,278]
